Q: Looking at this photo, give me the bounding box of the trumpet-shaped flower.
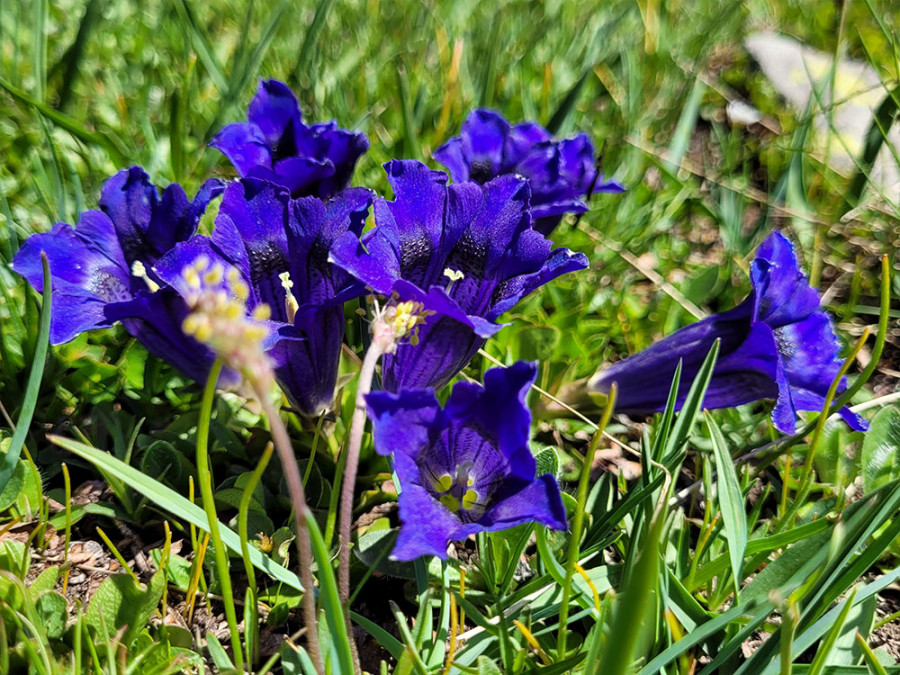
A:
[433,109,624,236]
[329,160,588,392]
[211,79,369,199]
[588,232,867,434]
[12,167,228,385]
[154,179,373,416]
[366,362,567,560]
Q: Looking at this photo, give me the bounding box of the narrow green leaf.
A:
[0,75,129,164]
[808,587,858,675]
[49,434,303,591]
[546,69,591,135]
[304,510,354,675]
[706,412,747,598]
[350,611,404,661]
[663,340,721,463]
[205,632,235,671]
[0,255,50,493]
[666,77,706,171]
[290,0,335,86]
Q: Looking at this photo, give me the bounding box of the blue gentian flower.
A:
[366,361,567,560]
[433,109,624,236]
[12,167,229,385]
[153,178,373,416]
[211,79,369,200]
[329,160,588,392]
[588,232,867,434]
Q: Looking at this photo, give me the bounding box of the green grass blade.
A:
[0,75,129,164]
[48,434,303,591]
[594,508,665,675]
[289,0,335,87]
[807,587,858,675]
[705,412,747,599]
[663,339,721,463]
[304,510,354,675]
[0,254,50,493]
[666,76,705,172]
[53,0,103,110]
[546,69,591,136]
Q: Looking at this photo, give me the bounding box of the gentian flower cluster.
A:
[330,159,589,391]
[434,109,624,235]
[211,79,369,200]
[153,179,373,416]
[367,362,566,560]
[12,167,232,386]
[588,231,867,434]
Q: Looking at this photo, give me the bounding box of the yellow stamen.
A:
[440,494,460,512]
[279,271,299,324]
[130,260,160,293]
[443,267,465,293]
[461,489,479,511]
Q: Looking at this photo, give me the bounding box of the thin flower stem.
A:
[339,339,387,606]
[254,385,324,675]
[196,359,243,670]
[557,384,617,660]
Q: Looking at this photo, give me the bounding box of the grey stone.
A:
[744,31,899,201]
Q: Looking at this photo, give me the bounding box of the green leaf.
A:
[50,434,303,591]
[860,406,900,493]
[305,510,355,675]
[477,655,503,675]
[205,632,235,671]
[0,255,51,494]
[706,413,747,597]
[85,570,165,648]
[535,446,561,480]
[34,591,67,639]
[28,566,59,601]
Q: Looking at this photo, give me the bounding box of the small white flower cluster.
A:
[180,256,274,387]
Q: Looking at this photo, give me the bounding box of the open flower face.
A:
[330,160,588,392]
[154,179,373,416]
[211,79,369,200]
[12,167,229,385]
[366,362,567,560]
[588,232,867,434]
[433,109,624,236]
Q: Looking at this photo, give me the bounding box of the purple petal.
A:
[433,137,471,182]
[444,361,537,472]
[489,244,589,319]
[589,305,778,413]
[750,231,821,327]
[482,474,567,531]
[506,121,552,163]
[247,79,303,148]
[367,388,444,457]
[265,156,334,198]
[269,306,345,417]
[391,453,470,560]
[210,124,272,175]
[213,179,291,317]
[460,109,511,180]
[12,214,133,344]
